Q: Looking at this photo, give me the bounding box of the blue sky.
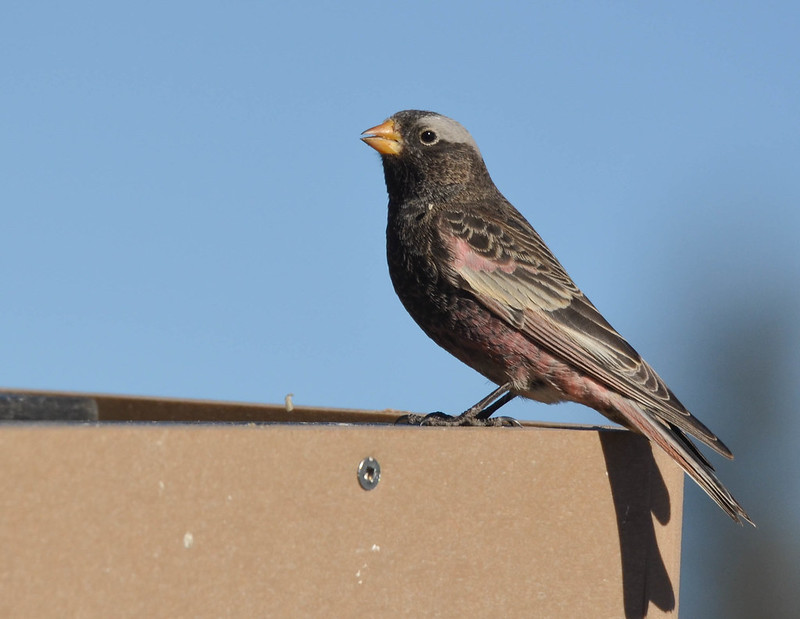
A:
[2,2,799,615]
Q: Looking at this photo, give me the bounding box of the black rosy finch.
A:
[361,110,752,525]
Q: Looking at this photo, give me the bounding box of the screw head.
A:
[357,457,381,490]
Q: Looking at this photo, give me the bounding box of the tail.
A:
[614,398,754,526]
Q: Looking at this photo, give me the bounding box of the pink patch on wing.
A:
[450,236,516,274]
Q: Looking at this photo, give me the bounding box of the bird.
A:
[361,109,753,525]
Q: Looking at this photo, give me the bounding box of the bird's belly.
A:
[395,285,579,403]
[387,241,617,409]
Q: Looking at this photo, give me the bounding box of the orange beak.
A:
[361,119,403,155]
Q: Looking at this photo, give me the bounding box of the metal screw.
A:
[357,457,381,490]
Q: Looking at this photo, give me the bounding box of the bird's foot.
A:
[395,411,521,427]
[395,383,521,427]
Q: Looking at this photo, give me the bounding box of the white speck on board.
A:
[355,562,368,585]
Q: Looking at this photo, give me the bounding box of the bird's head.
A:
[361,110,494,202]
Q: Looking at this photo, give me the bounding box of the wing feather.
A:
[439,204,733,458]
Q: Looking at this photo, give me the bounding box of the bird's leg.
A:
[395,383,521,427]
[475,390,517,420]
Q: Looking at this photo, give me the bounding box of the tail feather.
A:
[614,398,754,526]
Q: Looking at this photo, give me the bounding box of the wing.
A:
[437,202,733,459]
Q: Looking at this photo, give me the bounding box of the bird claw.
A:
[395,411,451,426]
[482,415,523,427]
[395,411,521,427]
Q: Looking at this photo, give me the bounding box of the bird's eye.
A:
[419,130,438,145]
